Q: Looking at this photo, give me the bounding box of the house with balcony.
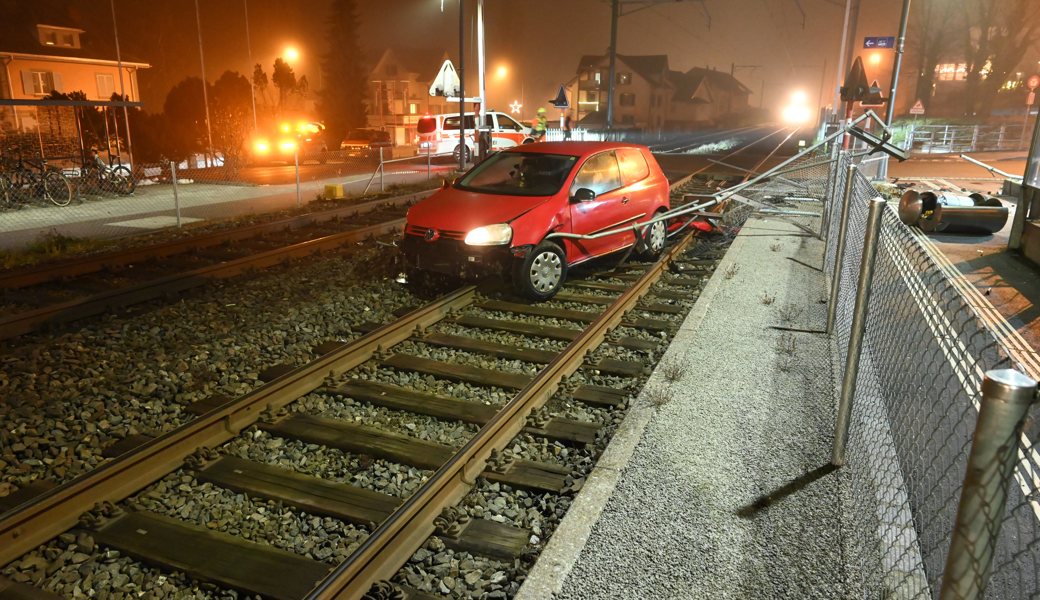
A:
[0,22,149,136]
[366,47,456,147]
[564,54,750,132]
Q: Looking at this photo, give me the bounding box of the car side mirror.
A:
[572,188,596,202]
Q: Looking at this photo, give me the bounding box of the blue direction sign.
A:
[864,36,896,49]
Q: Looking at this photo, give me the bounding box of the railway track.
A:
[0,222,734,599]
[0,192,429,341]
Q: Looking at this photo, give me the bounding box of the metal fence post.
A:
[819,146,839,242]
[379,146,385,192]
[427,144,431,181]
[170,160,182,228]
[294,147,302,208]
[832,197,886,466]
[826,162,857,335]
[939,369,1037,599]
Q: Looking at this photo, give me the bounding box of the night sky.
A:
[95,0,905,116]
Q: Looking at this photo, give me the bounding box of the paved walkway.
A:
[519,218,860,599]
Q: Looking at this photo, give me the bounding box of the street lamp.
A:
[284,46,300,64]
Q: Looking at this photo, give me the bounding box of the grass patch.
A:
[723,263,740,280]
[0,231,113,269]
[760,292,775,305]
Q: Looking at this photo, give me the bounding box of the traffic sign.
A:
[864,36,896,49]
[909,100,925,115]
[549,86,569,109]
[1028,74,1040,90]
[429,59,461,98]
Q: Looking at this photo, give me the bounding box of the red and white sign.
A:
[909,100,925,115]
[1028,74,1040,90]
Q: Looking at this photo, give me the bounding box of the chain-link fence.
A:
[729,137,1040,598]
[0,111,452,251]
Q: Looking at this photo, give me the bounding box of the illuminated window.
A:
[935,63,967,82]
[617,72,631,85]
[31,71,54,95]
[409,103,418,115]
[96,73,115,99]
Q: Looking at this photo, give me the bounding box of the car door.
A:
[616,147,656,219]
[566,150,635,261]
[492,113,528,149]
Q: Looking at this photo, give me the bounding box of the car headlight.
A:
[464,224,512,246]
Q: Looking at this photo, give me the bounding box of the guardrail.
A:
[907,123,1035,153]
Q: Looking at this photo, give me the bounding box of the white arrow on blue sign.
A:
[864,36,896,49]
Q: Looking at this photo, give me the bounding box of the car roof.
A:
[502,141,648,157]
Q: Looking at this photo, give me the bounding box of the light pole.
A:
[244,0,257,132]
[193,0,214,166]
[109,0,134,167]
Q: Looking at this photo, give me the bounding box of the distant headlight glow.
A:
[254,140,270,154]
[278,139,297,152]
[464,223,512,246]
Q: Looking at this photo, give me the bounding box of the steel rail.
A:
[0,190,433,290]
[305,232,698,600]
[0,285,476,565]
[0,218,407,341]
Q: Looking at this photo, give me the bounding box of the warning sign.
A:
[909,100,925,115]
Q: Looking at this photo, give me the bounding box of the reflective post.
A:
[832,197,885,466]
[827,162,857,334]
[170,160,182,228]
[379,146,385,192]
[940,369,1037,599]
[294,146,302,208]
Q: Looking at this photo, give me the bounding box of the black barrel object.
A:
[898,190,1009,234]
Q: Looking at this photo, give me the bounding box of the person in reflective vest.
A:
[532,107,547,141]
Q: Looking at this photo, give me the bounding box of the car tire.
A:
[513,241,567,301]
[452,144,472,164]
[635,210,668,260]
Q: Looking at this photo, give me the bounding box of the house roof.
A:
[668,68,751,103]
[378,47,452,82]
[0,4,147,65]
[577,54,671,86]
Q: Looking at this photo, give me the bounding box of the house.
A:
[0,22,149,136]
[564,54,750,132]
[366,47,456,146]
[667,67,752,128]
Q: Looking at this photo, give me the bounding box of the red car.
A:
[401,141,671,300]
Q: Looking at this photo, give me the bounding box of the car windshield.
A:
[456,152,578,197]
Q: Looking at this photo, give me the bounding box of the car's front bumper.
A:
[401,234,516,279]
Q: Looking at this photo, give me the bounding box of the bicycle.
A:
[0,151,73,207]
[80,149,135,196]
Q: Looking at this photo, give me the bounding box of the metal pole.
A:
[884,0,911,127]
[170,160,182,227]
[193,0,214,167]
[606,0,619,133]
[294,146,301,208]
[427,143,431,180]
[826,161,857,334]
[110,0,134,168]
[458,0,466,172]
[939,369,1037,599]
[832,0,852,115]
[832,196,885,466]
[379,146,384,192]
[244,0,257,132]
[819,143,839,241]
[476,0,486,160]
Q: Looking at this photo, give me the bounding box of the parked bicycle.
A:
[0,151,73,207]
[79,148,135,196]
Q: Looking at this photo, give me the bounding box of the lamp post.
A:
[244,0,257,132]
[193,0,214,166]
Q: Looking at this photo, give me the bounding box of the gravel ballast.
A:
[520,217,863,599]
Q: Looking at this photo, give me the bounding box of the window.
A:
[409,103,418,115]
[456,152,578,197]
[617,72,631,85]
[593,71,602,84]
[616,148,650,186]
[37,26,80,49]
[27,71,55,95]
[619,93,635,107]
[96,73,115,99]
[443,115,477,130]
[580,70,590,81]
[935,63,967,82]
[62,34,74,46]
[498,114,525,131]
[572,151,622,196]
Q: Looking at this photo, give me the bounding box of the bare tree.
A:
[963,0,1040,117]
[908,0,964,110]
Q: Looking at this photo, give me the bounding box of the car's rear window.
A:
[456,152,578,197]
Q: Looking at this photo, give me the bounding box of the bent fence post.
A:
[379,146,385,193]
[939,369,1037,599]
[826,163,858,334]
[294,147,302,208]
[170,161,181,228]
[832,197,885,467]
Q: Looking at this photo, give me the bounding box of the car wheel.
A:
[452,144,472,164]
[513,241,567,301]
[636,212,667,259]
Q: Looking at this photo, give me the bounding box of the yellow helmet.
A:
[537,107,546,114]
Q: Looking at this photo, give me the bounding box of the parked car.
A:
[416,111,534,162]
[401,141,671,300]
[340,128,393,160]
[250,121,329,165]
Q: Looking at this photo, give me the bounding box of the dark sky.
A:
[105,0,907,116]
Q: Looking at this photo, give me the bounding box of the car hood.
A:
[407,187,553,231]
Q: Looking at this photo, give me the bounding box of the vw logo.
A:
[424,228,440,242]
